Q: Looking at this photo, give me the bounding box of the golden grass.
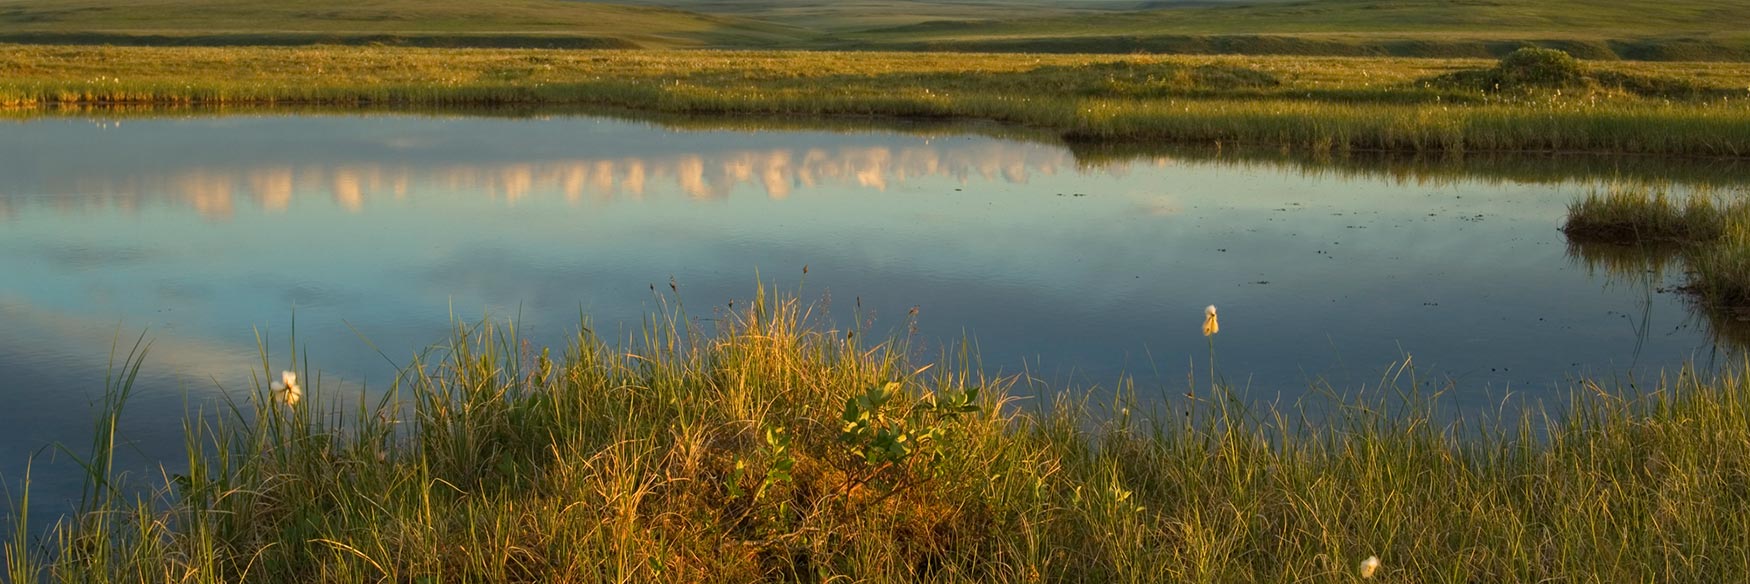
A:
[9,288,1750,582]
[3,45,1750,156]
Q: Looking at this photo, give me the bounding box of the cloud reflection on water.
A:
[0,139,1151,219]
[0,114,1736,396]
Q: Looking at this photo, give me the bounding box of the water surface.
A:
[0,114,1738,513]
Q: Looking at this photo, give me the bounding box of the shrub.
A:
[1424,47,1587,92]
[1493,47,1584,88]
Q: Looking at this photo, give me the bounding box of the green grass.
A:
[564,0,1140,35]
[4,45,1750,157]
[7,286,1750,582]
[838,0,1750,60]
[857,0,1750,37]
[1563,183,1750,330]
[1562,183,1738,243]
[0,0,809,49]
[1688,223,1750,308]
[4,0,1750,60]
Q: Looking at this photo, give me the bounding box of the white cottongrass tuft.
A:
[270,370,302,406]
[1359,555,1381,579]
[1202,304,1219,337]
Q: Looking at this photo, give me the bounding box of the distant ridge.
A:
[827,0,1750,60]
[857,34,1750,62]
[0,0,808,49]
[2,0,1747,60]
[0,32,641,49]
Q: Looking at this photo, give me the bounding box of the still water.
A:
[0,114,1738,511]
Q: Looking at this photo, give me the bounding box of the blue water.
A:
[0,113,1733,521]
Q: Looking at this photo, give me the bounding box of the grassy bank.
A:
[4,45,1750,156]
[7,288,1750,582]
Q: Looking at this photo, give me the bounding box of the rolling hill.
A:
[0,0,809,48]
[1,0,1747,59]
[827,0,1750,59]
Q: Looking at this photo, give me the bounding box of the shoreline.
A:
[7,294,1749,581]
[4,45,1749,157]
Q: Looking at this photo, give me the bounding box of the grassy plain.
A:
[3,0,1748,60]
[7,289,1750,583]
[0,0,807,49]
[836,0,1750,60]
[4,45,1750,156]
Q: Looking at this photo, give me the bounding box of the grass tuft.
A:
[1561,182,1734,243]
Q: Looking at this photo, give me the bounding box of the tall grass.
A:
[3,46,1749,156]
[1689,222,1750,308]
[6,287,1750,582]
[1562,183,1736,243]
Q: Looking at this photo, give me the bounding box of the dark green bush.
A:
[1494,47,1584,88]
[1424,47,1587,92]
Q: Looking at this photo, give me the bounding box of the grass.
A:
[1562,184,1737,243]
[1563,183,1750,331]
[0,0,808,50]
[4,0,1750,60]
[3,45,1750,157]
[1689,224,1750,308]
[837,0,1750,61]
[6,286,1750,582]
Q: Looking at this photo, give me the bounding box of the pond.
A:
[0,113,1742,516]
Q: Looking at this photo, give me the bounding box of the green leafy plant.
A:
[837,381,979,497]
[728,426,794,502]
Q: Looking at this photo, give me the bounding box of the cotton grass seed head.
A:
[270,370,302,406]
[1202,304,1219,336]
[1360,555,1381,579]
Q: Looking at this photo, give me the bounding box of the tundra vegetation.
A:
[3,0,1749,60]
[3,46,1749,156]
[5,1,1750,580]
[6,289,1749,582]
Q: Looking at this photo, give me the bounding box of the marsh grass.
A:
[1689,224,1750,308]
[6,287,1750,582]
[3,46,1750,156]
[1561,183,1736,244]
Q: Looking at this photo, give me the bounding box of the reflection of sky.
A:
[0,115,1731,515]
[0,117,1083,217]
